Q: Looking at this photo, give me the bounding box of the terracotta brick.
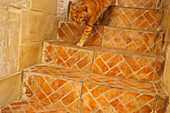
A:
[57,22,103,46]
[2,99,78,113]
[108,7,161,31]
[81,83,157,113]
[93,51,156,81]
[102,27,157,53]
[111,99,129,113]
[43,44,94,71]
[116,0,160,9]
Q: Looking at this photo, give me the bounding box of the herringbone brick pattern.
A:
[93,51,157,81]
[57,22,103,46]
[24,65,166,94]
[57,21,163,54]
[42,42,94,71]
[43,41,163,82]
[24,73,82,109]
[81,83,156,113]
[1,99,78,113]
[102,27,163,53]
[1,64,167,113]
[116,0,162,9]
[108,7,162,31]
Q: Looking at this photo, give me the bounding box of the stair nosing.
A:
[44,40,164,60]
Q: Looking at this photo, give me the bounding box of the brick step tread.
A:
[43,41,163,82]
[1,99,83,113]
[24,64,167,96]
[57,21,164,54]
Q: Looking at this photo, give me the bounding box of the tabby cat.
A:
[70,0,112,47]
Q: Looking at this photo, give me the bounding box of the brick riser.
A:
[57,22,164,54]
[42,41,163,82]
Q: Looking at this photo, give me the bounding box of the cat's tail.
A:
[67,1,72,21]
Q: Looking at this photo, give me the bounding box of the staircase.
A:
[1,0,169,113]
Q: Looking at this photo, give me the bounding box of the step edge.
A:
[58,21,165,34]
[44,40,164,60]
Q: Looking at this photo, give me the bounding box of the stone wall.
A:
[57,0,76,20]
[0,0,58,108]
[161,0,170,112]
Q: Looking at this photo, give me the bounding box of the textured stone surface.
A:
[18,42,42,70]
[20,10,57,43]
[162,45,170,97]
[0,0,8,9]
[0,10,19,78]
[9,0,30,9]
[0,73,21,108]
[57,0,76,21]
[31,0,57,15]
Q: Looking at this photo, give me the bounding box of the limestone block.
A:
[163,44,170,93]
[20,10,57,43]
[161,9,170,31]
[10,0,30,9]
[0,10,20,78]
[18,42,42,70]
[161,9,170,43]
[0,0,8,9]
[31,0,57,15]
[0,73,21,108]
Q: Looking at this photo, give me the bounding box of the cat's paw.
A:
[77,42,84,47]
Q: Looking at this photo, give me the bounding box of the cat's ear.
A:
[82,5,88,12]
[71,3,77,10]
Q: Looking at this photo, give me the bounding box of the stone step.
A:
[57,21,164,54]
[21,64,167,113]
[42,41,163,82]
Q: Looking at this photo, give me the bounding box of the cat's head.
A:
[70,3,90,24]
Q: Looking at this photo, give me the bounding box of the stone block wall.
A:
[57,0,76,20]
[161,0,170,112]
[0,0,58,108]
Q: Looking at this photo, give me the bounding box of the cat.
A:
[70,0,112,47]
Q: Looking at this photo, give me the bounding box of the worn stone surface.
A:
[20,10,57,43]
[57,0,76,20]
[0,0,8,9]
[0,73,21,108]
[162,44,170,94]
[18,42,42,70]
[9,0,30,9]
[31,0,57,15]
[0,10,20,78]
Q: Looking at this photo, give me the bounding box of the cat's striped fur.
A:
[70,0,112,47]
